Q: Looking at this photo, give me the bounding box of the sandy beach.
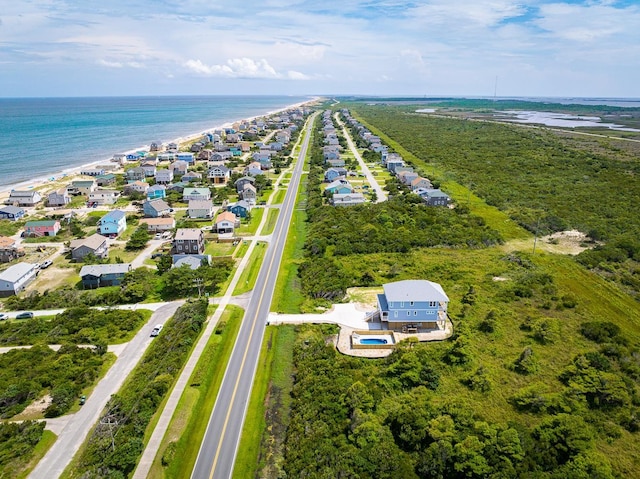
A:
[0,98,318,205]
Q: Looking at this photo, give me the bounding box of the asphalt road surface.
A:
[191,113,318,479]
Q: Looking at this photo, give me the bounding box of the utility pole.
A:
[532,215,541,254]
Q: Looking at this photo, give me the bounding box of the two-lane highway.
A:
[191,112,318,479]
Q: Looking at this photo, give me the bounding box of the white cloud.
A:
[183,57,308,80]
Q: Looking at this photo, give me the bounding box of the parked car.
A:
[0,314,7,321]
[41,260,53,269]
[150,324,163,337]
[79,395,86,406]
[16,312,34,319]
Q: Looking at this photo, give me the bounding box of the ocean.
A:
[0,95,310,188]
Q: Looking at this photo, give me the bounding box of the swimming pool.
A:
[360,338,388,345]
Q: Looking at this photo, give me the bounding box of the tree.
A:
[125,225,150,251]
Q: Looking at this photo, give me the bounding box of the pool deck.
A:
[268,303,454,358]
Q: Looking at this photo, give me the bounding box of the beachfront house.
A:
[155,169,174,184]
[80,263,132,289]
[208,165,231,184]
[139,217,175,232]
[7,190,42,207]
[215,211,239,234]
[89,189,120,205]
[0,236,24,263]
[143,199,171,218]
[147,184,166,200]
[150,141,163,152]
[187,199,214,219]
[68,180,96,196]
[24,220,61,237]
[70,233,109,261]
[140,162,157,177]
[173,228,205,254]
[375,279,449,332]
[166,142,178,152]
[0,206,26,221]
[47,188,71,207]
[0,262,39,297]
[80,167,105,177]
[98,210,127,237]
[183,187,211,202]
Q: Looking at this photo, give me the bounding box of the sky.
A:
[1,0,638,98]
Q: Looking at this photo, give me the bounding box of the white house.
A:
[89,189,120,205]
[0,262,38,297]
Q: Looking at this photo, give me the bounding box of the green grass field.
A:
[233,242,267,295]
[262,208,279,235]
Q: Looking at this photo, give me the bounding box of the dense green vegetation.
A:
[297,112,504,304]
[3,259,234,310]
[0,421,47,478]
[348,103,640,298]
[0,307,148,345]
[67,300,208,478]
[281,303,640,478]
[0,344,107,418]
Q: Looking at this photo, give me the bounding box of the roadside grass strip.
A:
[149,306,243,479]
[263,208,280,235]
[232,325,296,479]
[233,242,268,296]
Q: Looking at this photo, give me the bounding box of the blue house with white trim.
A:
[98,210,127,237]
[376,280,449,331]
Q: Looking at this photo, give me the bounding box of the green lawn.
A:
[233,242,267,295]
[233,325,296,479]
[262,208,279,235]
[235,208,264,235]
[204,241,236,257]
[271,189,286,205]
[149,306,243,479]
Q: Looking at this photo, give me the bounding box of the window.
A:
[401,302,404,307]
[410,301,414,306]
[394,311,398,318]
[407,311,410,316]
[429,301,437,307]
[414,311,417,316]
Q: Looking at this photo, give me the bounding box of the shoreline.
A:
[0,97,319,202]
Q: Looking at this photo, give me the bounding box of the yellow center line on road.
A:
[206,141,302,479]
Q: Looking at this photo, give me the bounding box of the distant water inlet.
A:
[351,331,396,350]
[497,110,640,132]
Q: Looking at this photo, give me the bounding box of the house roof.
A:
[188,199,213,209]
[0,236,16,248]
[411,177,431,187]
[172,254,210,270]
[332,193,365,202]
[148,184,166,192]
[383,280,449,303]
[234,176,255,185]
[140,217,175,226]
[70,233,108,250]
[216,211,236,224]
[71,180,96,187]
[182,171,201,179]
[145,199,170,211]
[100,210,126,222]
[175,228,203,241]
[25,220,58,227]
[242,184,257,192]
[230,200,250,210]
[325,178,352,191]
[183,187,210,196]
[9,190,38,198]
[80,263,131,277]
[423,189,450,199]
[0,262,37,282]
[0,206,25,214]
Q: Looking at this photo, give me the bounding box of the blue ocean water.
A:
[0,95,310,188]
